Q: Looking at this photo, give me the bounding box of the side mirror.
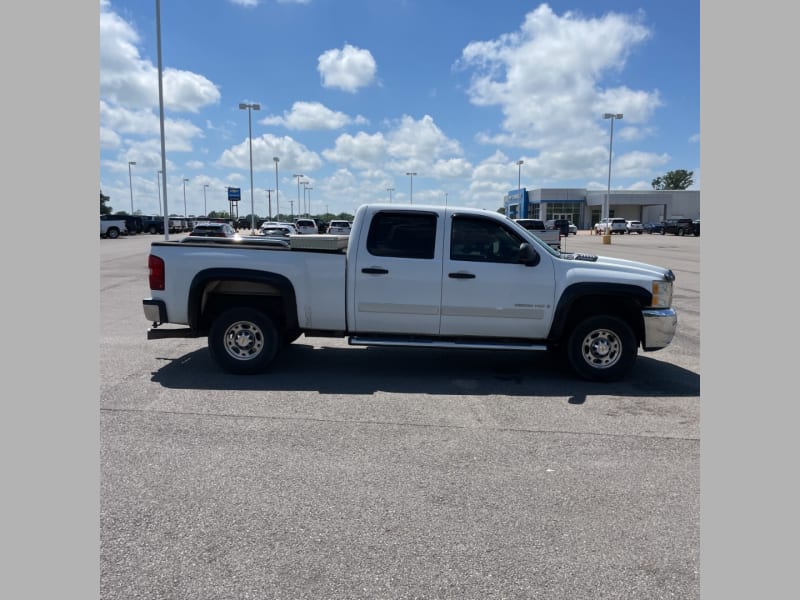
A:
[519,243,540,266]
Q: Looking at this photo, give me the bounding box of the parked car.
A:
[691,219,700,236]
[295,218,318,234]
[260,221,298,235]
[567,223,578,235]
[186,222,239,238]
[327,220,352,235]
[594,217,628,234]
[626,220,644,234]
[661,218,694,236]
[643,222,664,234]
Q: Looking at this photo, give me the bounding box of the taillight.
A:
[148,255,165,290]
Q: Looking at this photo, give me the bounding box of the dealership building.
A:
[504,188,700,230]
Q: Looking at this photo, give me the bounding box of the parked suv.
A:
[295,218,319,234]
[661,218,694,236]
[327,220,352,235]
[594,217,628,234]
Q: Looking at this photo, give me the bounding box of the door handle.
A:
[448,272,476,279]
[361,267,389,274]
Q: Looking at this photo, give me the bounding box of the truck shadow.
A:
[150,340,699,400]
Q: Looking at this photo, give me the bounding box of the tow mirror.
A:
[519,243,540,266]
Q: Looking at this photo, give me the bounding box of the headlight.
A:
[651,280,673,308]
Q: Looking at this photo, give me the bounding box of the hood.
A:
[560,252,675,281]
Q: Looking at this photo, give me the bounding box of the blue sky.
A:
[99,0,699,219]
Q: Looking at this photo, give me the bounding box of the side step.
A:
[348,335,547,352]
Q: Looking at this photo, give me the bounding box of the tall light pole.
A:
[444,191,448,206]
[386,187,394,203]
[265,188,274,220]
[273,157,280,219]
[603,113,623,235]
[302,181,310,216]
[239,102,261,232]
[293,174,304,220]
[306,187,313,216]
[156,0,169,238]
[128,161,136,214]
[406,172,417,204]
[156,170,162,216]
[182,178,189,218]
[202,183,209,216]
[516,159,524,191]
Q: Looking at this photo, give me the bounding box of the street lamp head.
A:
[516,160,524,166]
[239,102,261,110]
[129,161,136,166]
[604,113,623,119]
[273,157,280,163]
[183,178,189,183]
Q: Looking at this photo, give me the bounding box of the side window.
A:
[366,211,437,259]
[450,216,524,264]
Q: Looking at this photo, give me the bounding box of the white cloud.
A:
[262,101,368,130]
[217,133,324,175]
[457,4,660,150]
[100,2,220,113]
[318,44,377,92]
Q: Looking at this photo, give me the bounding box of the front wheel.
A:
[208,307,279,374]
[566,315,637,381]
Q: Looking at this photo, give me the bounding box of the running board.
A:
[348,336,548,352]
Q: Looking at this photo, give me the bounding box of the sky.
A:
[99,0,699,219]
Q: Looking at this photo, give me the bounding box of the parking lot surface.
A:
[101,231,699,599]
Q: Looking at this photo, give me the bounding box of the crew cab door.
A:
[351,209,443,334]
[440,212,556,339]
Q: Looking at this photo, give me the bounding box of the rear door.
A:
[351,210,443,334]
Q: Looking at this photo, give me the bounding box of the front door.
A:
[440,213,555,339]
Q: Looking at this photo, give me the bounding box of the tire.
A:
[107,227,119,239]
[566,315,637,382]
[678,228,685,236]
[208,307,279,374]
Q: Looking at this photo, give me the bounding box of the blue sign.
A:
[227,187,241,201]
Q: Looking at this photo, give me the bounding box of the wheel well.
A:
[189,273,298,337]
[552,294,644,346]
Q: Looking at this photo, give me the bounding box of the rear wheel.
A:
[107,227,119,239]
[208,307,279,374]
[566,315,637,381]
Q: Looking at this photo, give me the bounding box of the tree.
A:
[651,169,694,190]
[100,190,112,215]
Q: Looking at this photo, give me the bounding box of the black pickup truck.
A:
[661,218,695,236]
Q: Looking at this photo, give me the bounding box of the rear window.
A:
[366,212,437,259]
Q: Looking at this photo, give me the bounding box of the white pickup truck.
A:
[100,217,128,239]
[143,203,677,381]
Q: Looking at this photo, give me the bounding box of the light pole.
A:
[293,174,304,220]
[406,172,417,204]
[156,170,162,216]
[182,178,189,218]
[128,161,136,214]
[306,187,313,216]
[386,187,394,203]
[516,159,524,191]
[603,113,623,235]
[273,157,280,220]
[239,102,261,232]
[444,191,448,206]
[300,180,309,216]
[202,183,209,216]
[265,188,274,220]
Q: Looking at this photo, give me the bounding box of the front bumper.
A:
[641,308,678,351]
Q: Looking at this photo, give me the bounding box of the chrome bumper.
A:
[641,308,677,351]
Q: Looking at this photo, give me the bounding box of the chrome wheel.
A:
[579,327,622,369]
[222,320,264,361]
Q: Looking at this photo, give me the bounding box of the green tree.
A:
[651,169,694,190]
[100,190,112,215]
